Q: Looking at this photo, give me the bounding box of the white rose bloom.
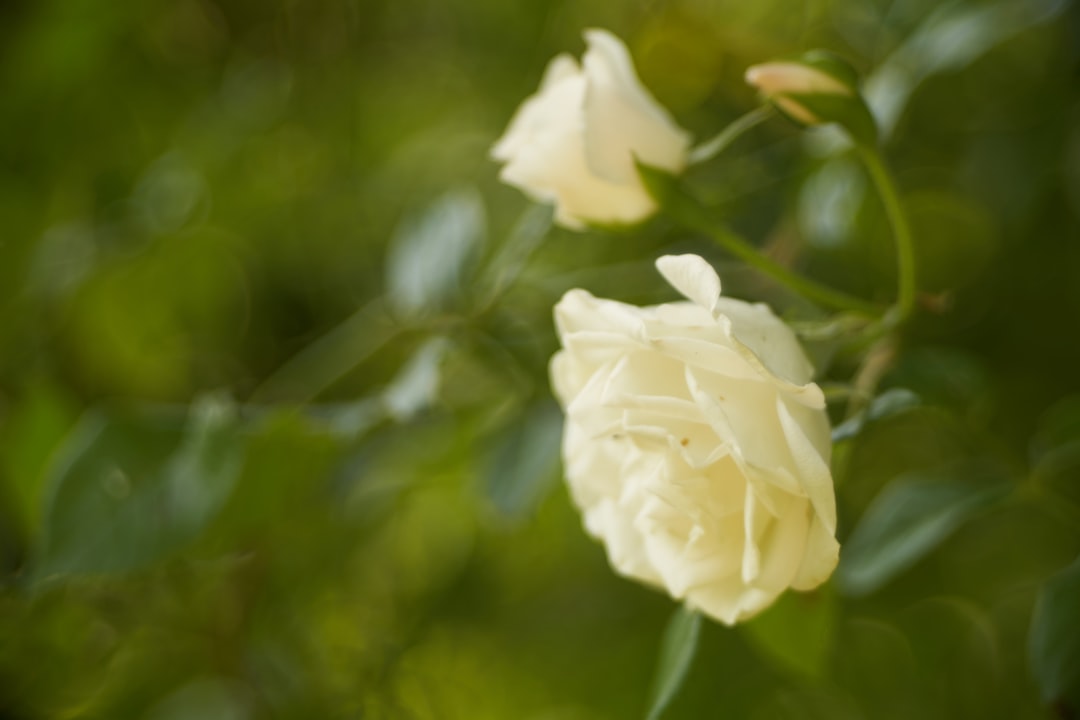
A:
[491,29,691,230]
[550,254,839,625]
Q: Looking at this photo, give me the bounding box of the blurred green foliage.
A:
[1,0,1080,717]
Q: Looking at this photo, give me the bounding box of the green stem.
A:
[857,145,917,321]
[709,224,880,314]
[688,106,773,165]
[638,162,881,315]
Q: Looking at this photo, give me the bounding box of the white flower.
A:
[550,254,839,625]
[491,29,691,230]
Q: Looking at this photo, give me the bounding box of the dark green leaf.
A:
[32,395,244,582]
[382,336,450,422]
[838,461,1011,596]
[1029,555,1080,712]
[832,388,921,443]
[1034,397,1080,456]
[480,203,552,302]
[779,91,878,147]
[484,400,562,519]
[645,605,701,720]
[742,588,836,679]
[866,0,1068,137]
[386,188,486,317]
[1031,395,1080,468]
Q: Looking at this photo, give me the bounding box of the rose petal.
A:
[655,254,722,314]
[790,513,841,591]
[776,395,837,534]
[580,29,690,183]
[491,54,581,161]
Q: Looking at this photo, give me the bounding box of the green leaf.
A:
[1029,555,1080,712]
[382,336,450,422]
[866,0,1068,138]
[479,203,552,302]
[832,388,921,443]
[838,461,1011,596]
[386,188,486,317]
[0,378,79,544]
[645,605,701,720]
[32,394,244,582]
[1031,395,1080,462]
[782,91,878,147]
[742,588,836,679]
[484,400,562,519]
[1029,397,1080,506]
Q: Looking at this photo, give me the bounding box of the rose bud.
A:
[746,51,877,145]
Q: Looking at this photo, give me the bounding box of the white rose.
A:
[550,254,839,624]
[491,29,691,230]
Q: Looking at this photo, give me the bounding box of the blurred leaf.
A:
[480,203,552,303]
[742,588,836,679]
[33,395,244,581]
[251,299,400,404]
[387,187,486,317]
[834,618,923,719]
[0,378,79,534]
[865,0,1067,138]
[1029,555,1080,713]
[797,156,866,250]
[838,461,1011,596]
[308,399,386,442]
[898,597,1004,718]
[883,347,993,423]
[751,684,861,720]
[382,336,450,422]
[484,400,562,519]
[1031,395,1080,465]
[832,388,921,443]
[645,605,701,720]
[145,677,251,720]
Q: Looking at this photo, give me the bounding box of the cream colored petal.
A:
[491,54,582,161]
[686,366,790,469]
[560,330,641,367]
[742,486,765,584]
[494,67,659,228]
[637,491,743,598]
[776,395,836,534]
[548,350,575,408]
[553,289,647,342]
[751,495,812,594]
[646,305,824,407]
[551,174,657,227]
[686,578,777,626]
[647,300,715,328]
[655,254,721,314]
[713,297,816,385]
[580,29,690,183]
[790,513,840,591]
[745,62,851,97]
[584,498,663,587]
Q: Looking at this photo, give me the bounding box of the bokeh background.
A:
[2,0,1080,717]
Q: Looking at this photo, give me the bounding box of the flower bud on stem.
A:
[745,51,918,325]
